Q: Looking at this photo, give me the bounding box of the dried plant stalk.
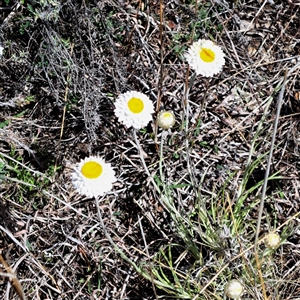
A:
[0,254,25,300]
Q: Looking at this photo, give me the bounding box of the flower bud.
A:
[157,110,175,129]
[225,279,244,299]
[265,232,281,249]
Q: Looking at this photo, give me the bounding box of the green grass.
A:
[0,148,55,209]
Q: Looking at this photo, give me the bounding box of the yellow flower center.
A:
[81,161,103,179]
[162,112,172,119]
[199,48,215,63]
[128,97,144,114]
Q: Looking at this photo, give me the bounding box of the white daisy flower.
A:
[157,110,175,130]
[265,232,281,249]
[185,39,225,77]
[225,279,244,299]
[114,91,154,129]
[71,156,116,198]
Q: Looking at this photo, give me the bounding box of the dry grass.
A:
[1,0,300,299]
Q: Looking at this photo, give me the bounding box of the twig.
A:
[0,254,25,300]
[154,0,165,149]
[156,0,164,113]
